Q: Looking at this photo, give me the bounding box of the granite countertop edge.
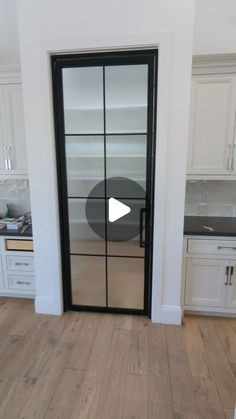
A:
[0,225,33,238]
[184,216,236,237]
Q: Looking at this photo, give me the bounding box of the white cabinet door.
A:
[0,86,8,170]
[187,75,236,175]
[226,265,236,308]
[4,84,27,173]
[185,258,228,307]
[232,109,236,174]
[0,84,27,174]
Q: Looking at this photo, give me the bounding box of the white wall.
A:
[16,0,195,323]
[2,0,236,67]
[194,0,236,55]
[0,0,20,65]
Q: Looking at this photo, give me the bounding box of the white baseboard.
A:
[35,297,181,323]
[153,304,182,325]
[35,296,63,315]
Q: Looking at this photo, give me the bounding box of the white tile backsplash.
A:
[185,180,236,217]
[0,179,31,218]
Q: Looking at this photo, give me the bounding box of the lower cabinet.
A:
[183,237,236,314]
[185,258,228,308]
[0,237,35,298]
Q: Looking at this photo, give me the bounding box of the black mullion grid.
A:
[51,59,73,311]
[52,49,158,315]
[68,196,145,200]
[70,253,145,259]
[142,62,150,314]
[148,51,158,317]
[65,132,147,136]
[103,65,108,308]
[144,51,158,317]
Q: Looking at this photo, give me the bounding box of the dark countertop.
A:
[1,217,235,238]
[0,225,33,238]
[184,216,236,237]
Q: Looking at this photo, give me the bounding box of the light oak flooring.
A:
[0,298,235,418]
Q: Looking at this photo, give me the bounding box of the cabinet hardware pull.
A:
[229,266,234,285]
[228,144,233,171]
[16,281,31,285]
[3,147,8,170]
[225,266,229,285]
[233,143,236,171]
[6,146,12,170]
[217,246,236,250]
[15,262,29,266]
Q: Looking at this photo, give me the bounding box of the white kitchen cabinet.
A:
[185,258,228,308]
[187,75,236,176]
[0,83,27,175]
[0,236,35,298]
[183,236,236,315]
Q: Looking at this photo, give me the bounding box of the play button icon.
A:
[85,177,146,242]
[108,198,131,223]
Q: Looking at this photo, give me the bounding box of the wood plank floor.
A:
[0,298,235,419]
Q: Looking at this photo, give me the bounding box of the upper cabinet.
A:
[0,78,27,175]
[187,74,236,176]
[187,56,236,178]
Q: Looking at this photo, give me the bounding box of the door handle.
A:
[139,208,146,248]
[229,266,234,286]
[225,266,229,285]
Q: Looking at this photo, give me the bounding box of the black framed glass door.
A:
[52,49,158,315]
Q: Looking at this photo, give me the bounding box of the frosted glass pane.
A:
[63,67,104,134]
[71,255,106,306]
[106,135,146,189]
[66,135,104,197]
[105,65,148,133]
[107,257,144,309]
[68,198,105,255]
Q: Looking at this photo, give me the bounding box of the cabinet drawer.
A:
[5,239,33,252]
[7,274,35,291]
[188,239,236,255]
[6,255,34,272]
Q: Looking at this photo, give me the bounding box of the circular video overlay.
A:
[85,177,146,242]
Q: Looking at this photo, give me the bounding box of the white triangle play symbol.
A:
[108,198,131,223]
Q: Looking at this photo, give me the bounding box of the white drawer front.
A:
[6,255,34,272]
[188,239,236,255]
[7,274,35,291]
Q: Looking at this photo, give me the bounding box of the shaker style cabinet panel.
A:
[0,84,27,175]
[0,87,6,170]
[183,237,236,314]
[185,258,228,308]
[187,75,236,176]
